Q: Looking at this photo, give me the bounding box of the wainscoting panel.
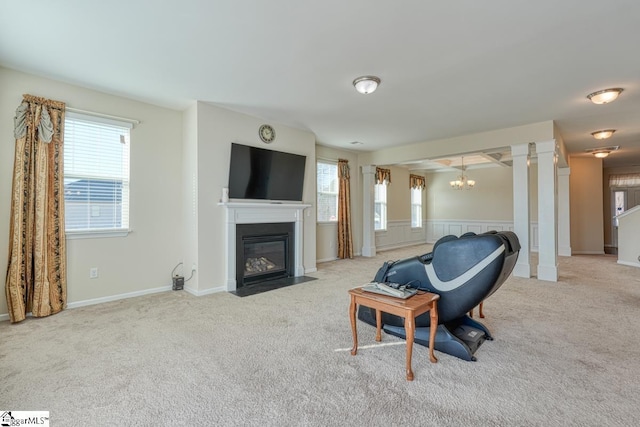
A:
[426,219,539,252]
[375,220,427,251]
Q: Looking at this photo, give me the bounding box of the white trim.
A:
[66,229,131,239]
[617,260,640,268]
[0,286,173,322]
[184,286,225,296]
[67,285,172,309]
[572,251,606,255]
[66,108,140,127]
[220,202,311,291]
[304,267,318,273]
[375,219,427,251]
[426,219,539,251]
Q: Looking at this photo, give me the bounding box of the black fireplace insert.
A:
[236,222,294,287]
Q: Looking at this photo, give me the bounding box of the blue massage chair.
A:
[358,230,520,361]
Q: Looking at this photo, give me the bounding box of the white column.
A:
[511,143,532,278]
[557,168,572,257]
[536,140,559,281]
[361,165,377,257]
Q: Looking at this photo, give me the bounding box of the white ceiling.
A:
[1,0,639,169]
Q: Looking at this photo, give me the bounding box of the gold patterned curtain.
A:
[410,174,426,190]
[375,167,391,184]
[337,159,354,259]
[5,95,67,323]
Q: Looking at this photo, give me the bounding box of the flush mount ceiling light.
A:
[585,145,620,159]
[591,129,616,140]
[587,88,623,105]
[353,76,381,94]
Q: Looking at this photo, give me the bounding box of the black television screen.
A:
[228,143,306,202]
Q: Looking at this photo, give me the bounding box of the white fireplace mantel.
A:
[219,202,311,291]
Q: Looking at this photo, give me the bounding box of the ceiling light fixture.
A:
[591,129,616,140]
[584,145,619,159]
[450,157,475,190]
[353,76,381,94]
[587,88,623,105]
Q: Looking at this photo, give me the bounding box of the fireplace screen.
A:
[236,222,295,288]
[243,235,288,282]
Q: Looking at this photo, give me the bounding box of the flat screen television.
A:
[228,143,306,202]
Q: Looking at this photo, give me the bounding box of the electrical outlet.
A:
[192,263,197,271]
[89,267,98,279]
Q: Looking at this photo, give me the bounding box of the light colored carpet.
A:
[1,245,639,426]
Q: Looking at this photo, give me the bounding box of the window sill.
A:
[66,229,131,240]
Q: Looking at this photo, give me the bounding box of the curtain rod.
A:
[66,107,141,126]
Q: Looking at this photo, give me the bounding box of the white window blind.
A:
[609,173,640,187]
[63,112,131,235]
[317,161,338,222]
[411,187,422,228]
[374,183,387,230]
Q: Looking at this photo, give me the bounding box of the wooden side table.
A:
[348,287,440,381]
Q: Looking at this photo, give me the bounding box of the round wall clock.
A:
[259,124,275,143]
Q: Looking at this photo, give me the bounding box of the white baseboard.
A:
[316,257,338,263]
[67,285,173,310]
[304,267,318,274]
[184,285,225,296]
[572,251,606,255]
[377,241,428,252]
[0,285,174,322]
[617,260,640,268]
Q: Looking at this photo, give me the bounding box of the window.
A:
[317,161,338,221]
[411,187,422,228]
[374,183,387,230]
[63,112,131,236]
[614,190,626,216]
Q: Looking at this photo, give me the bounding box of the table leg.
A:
[429,301,438,363]
[349,296,358,356]
[405,313,415,381]
[375,309,382,342]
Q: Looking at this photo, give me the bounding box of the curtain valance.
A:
[375,167,391,184]
[338,158,350,179]
[410,174,426,190]
[14,95,64,142]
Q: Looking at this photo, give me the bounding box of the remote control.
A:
[374,282,405,298]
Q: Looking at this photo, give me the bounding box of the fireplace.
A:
[220,202,311,291]
[236,223,294,287]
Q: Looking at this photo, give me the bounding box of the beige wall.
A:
[0,67,184,317]
[569,156,604,254]
[425,165,538,221]
[190,102,317,291]
[384,165,416,222]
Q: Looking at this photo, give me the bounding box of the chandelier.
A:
[450,157,475,190]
